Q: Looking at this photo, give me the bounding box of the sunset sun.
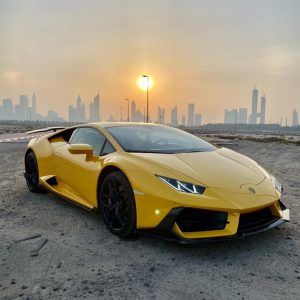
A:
[137,75,154,91]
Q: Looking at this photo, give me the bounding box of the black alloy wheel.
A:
[25,152,41,193]
[99,171,136,237]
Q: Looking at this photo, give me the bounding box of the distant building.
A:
[157,106,165,124]
[91,93,100,122]
[260,95,266,124]
[250,88,258,124]
[171,106,178,127]
[2,99,14,119]
[292,109,299,126]
[130,101,144,122]
[18,95,29,120]
[182,115,186,126]
[249,88,267,125]
[224,109,238,124]
[0,92,63,121]
[195,113,202,127]
[14,104,21,120]
[188,103,195,126]
[131,101,137,121]
[136,110,144,122]
[89,102,94,122]
[238,108,248,124]
[68,105,76,122]
[69,95,86,122]
[32,93,37,119]
[77,95,86,122]
[45,110,65,122]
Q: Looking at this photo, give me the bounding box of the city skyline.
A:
[1,1,300,124]
[0,87,299,126]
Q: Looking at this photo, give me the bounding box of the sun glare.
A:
[137,75,154,91]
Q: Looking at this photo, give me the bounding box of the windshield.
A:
[106,126,216,154]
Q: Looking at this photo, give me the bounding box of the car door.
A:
[54,127,107,208]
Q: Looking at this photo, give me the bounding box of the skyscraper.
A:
[260,95,266,124]
[68,105,76,122]
[2,99,13,119]
[92,93,100,122]
[195,113,202,126]
[224,109,238,124]
[188,103,195,126]
[157,106,165,124]
[89,102,94,122]
[75,95,86,122]
[171,106,178,126]
[19,95,29,120]
[250,88,258,124]
[82,103,86,122]
[76,95,81,110]
[68,95,86,122]
[32,93,37,119]
[238,108,248,124]
[292,109,299,126]
[131,101,137,122]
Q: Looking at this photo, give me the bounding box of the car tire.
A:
[25,152,42,193]
[99,171,136,238]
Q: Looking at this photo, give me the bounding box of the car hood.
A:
[131,148,266,189]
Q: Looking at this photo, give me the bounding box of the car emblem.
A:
[248,187,256,194]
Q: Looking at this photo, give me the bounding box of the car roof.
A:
[89,122,165,129]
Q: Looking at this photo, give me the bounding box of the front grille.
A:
[176,208,228,232]
[238,208,276,233]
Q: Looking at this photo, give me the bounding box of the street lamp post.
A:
[142,75,149,123]
[124,99,130,122]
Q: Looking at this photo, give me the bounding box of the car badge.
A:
[248,187,256,194]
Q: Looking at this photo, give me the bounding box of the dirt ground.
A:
[0,141,299,300]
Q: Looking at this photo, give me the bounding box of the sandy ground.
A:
[0,141,299,300]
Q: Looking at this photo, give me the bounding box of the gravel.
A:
[0,141,299,300]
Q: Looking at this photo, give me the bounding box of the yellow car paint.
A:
[25,122,289,241]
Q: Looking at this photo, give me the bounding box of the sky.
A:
[0,0,299,123]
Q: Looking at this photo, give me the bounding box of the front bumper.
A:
[140,201,290,244]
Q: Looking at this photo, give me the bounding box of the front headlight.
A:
[274,179,282,193]
[156,175,206,194]
[256,163,282,193]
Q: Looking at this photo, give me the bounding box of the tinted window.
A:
[70,127,106,156]
[106,125,216,154]
[101,140,115,156]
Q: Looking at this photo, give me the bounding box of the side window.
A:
[70,127,106,156]
[101,140,116,156]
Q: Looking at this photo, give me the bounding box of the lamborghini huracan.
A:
[24,123,289,243]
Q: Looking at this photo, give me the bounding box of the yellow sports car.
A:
[24,123,289,243]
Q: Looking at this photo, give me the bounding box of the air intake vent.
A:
[176,208,228,232]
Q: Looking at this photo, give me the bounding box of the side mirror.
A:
[68,144,93,161]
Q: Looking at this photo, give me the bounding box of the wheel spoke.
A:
[25,156,38,187]
[100,173,134,234]
[115,207,125,225]
[108,181,118,198]
[102,202,117,211]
